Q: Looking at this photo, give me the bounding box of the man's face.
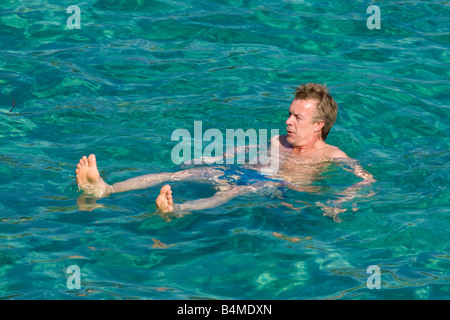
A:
[285,99,319,147]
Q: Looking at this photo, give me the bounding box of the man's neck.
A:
[291,139,326,156]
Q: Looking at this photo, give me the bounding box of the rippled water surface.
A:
[1,0,449,299]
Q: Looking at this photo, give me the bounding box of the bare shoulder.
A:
[326,145,349,159]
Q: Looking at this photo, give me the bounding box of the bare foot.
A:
[75,154,111,198]
[156,185,174,213]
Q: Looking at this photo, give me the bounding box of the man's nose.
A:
[286,115,293,126]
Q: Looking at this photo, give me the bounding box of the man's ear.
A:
[314,120,325,132]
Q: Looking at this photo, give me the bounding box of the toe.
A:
[161,184,171,193]
[88,154,97,167]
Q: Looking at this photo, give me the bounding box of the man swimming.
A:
[75,83,375,219]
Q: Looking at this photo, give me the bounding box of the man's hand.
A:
[316,201,347,223]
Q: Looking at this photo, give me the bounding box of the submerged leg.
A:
[75,154,225,197]
[155,183,259,213]
[111,166,225,193]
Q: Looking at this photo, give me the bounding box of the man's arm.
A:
[329,147,376,187]
[331,157,376,210]
[319,152,376,222]
[339,158,377,189]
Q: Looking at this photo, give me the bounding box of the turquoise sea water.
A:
[1,0,449,300]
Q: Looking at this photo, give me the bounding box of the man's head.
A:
[291,83,338,141]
